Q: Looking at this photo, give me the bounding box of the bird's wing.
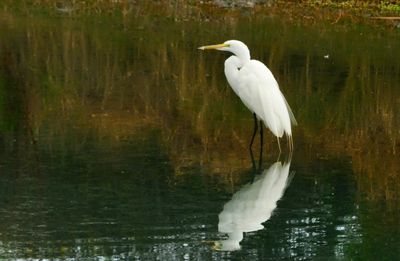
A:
[236,67,277,135]
[239,60,294,137]
[282,93,298,126]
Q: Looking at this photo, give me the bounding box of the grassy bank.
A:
[1,0,399,27]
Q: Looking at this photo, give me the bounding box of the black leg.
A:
[259,120,263,168]
[249,113,258,150]
[249,146,257,173]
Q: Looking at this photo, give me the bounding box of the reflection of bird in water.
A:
[199,40,297,153]
[214,160,293,251]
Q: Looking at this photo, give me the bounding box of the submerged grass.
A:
[0,4,399,202]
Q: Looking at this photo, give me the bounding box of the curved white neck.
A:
[224,56,249,88]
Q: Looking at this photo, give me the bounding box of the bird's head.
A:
[198,40,250,61]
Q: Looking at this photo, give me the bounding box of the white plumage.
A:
[215,160,293,251]
[199,40,297,151]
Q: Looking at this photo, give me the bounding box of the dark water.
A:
[0,6,400,260]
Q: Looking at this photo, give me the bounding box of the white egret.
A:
[199,40,297,152]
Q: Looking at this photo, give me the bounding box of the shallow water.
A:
[0,7,399,260]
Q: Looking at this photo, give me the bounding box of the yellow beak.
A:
[198,43,229,50]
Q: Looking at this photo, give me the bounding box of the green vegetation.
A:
[1,0,399,24]
[379,0,400,12]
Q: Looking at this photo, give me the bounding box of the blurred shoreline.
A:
[1,0,399,28]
